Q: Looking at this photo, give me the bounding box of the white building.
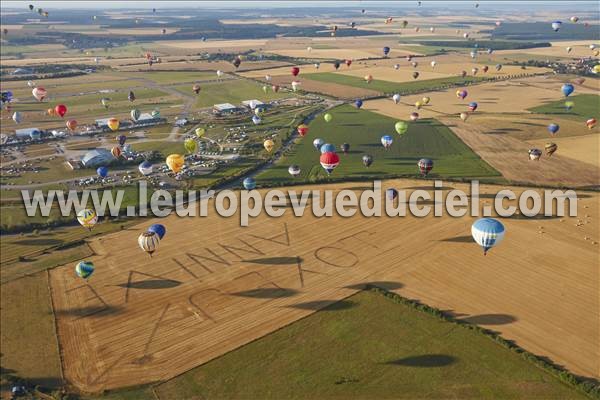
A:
[15,128,43,140]
[213,103,238,114]
[241,99,265,110]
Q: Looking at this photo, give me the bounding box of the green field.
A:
[304,73,490,95]
[152,289,588,400]
[257,104,500,185]
[119,71,218,85]
[529,94,600,122]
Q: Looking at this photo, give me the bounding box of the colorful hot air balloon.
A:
[77,209,97,231]
[383,46,391,56]
[313,138,324,150]
[139,161,153,175]
[545,143,558,156]
[75,261,95,279]
[297,124,309,137]
[586,118,597,129]
[166,154,184,173]
[528,148,542,161]
[345,59,352,67]
[430,60,437,68]
[291,66,300,76]
[184,138,197,154]
[417,158,433,176]
[232,57,242,68]
[340,143,350,154]
[288,165,301,177]
[386,188,398,200]
[561,83,574,97]
[456,89,468,99]
[131,109,141,121]
[320,152,340,174]
[362,154,373,168]
[468,102,478,111]
[107,118,119,131]
[551,21,562,32]
[54,104,67,117]
[195,127,205,137]
[410,112,419,121]
[243,177,256,190]
[394,63,400,70]
[111,146,122,158]
[564,100,574,110]
[32,87,47,101]
[570,16,579,23]
[471,218,505,255]
[354,99,363,109]
[395,121,408,135]
[252,115,262,125]
[364,74,373,83]
[138,231,160,257]
[97,166,108,178]
[320,143,336,154]
[148,224,166,240]
[381,135,393,149]
[324,113,333,123]
[66,119,77,131]
[547,123,560,135]
[263,139,275,153]
[46,108,55,116]
[392,94,401,104]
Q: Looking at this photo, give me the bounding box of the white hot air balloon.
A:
[392,94,401,104]
[430,60,437,68]
[12,111,23,124]
[216,70,224,78]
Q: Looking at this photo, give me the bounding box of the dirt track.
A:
[50,179,599,392]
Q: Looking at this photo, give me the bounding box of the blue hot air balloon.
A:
[75,261,95,279]
[139,161,153,176]
[471,218,505,255]
[381,135,393,149]
[243,177,256,190]
[386,188,398,200]
[320,143,336,154]
[354,99,363,109]
[551,21,562,32]
[148,224,166,240]
[96,166,108,178]
[252,115,261,125]
[383,46,390,56]
[313,138,325,150]
[547,123,560,135]
[561,83,574,97]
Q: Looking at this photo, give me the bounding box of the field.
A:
[527,134,600,169]
[154,289,589,400]
[47,179,599,392]
[257,104,500,185]
[529,94,600,122]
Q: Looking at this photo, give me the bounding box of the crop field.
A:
[47,179,599,392]
[526,134,600,169]
[154,289,589,400]
[529,94,600,121]
[257,104,499,185]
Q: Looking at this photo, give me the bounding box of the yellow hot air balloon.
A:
[263,139,275,153]
[107,118,119,131]
[195,127,205,137]
[460,112,469,121]
[184,138,197,154]
[415,101,423,110]
[593,64,600,74]
[422,96,430,105]
[77,209,97,231]
[166,154,185,173]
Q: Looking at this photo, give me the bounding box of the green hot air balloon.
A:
[324,113,333,122]
[184,138,197,154]
[395,121,408,135]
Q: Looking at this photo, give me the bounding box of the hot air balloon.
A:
[392,94,401,104]
[334,61,341,70]
[262,85,268,94]
[217,70,224,78]
[586,118,597,129]
[101,98,110,109]
[272,84,280,93]
[320,152,340,174]
[252,115,262,125]
[415,101,423,110]
[29,4,34,11]
[307,46,313,52]
[487,48,493,55]
[340,143,350,154]
[131,109,140,121]
[401,20,408,28]
[472,67,479,75]
[564,100,574,110]
[128,91,136,102]
[410,112,419,121]
[561,83,574,97]
[291,66,300,77]
[111,146,122,158]
[594,65,600,74]
[383,46,390,56]
[430,60,437,68]
[495,64,503,71]
[320,143,336,154]
[381,135,393,149]
[395,121,408,135]
[430,27,435,33]
[77,209,97,231]
[264,139,275,153]
[75,261,95,279]
[232,57,241,68]
[460,112,469,121]
[195,127,205,137]
[362,154,373,168]
[97,166,108,178]
[324,113,333,123]
[386,188,398,200]
[394,64,400,70]
[107,118,119,131]
[411,61,418,68]
[46,108,55,116]
[297,124,309,137]
[468,102,478,111]
[354,99,363,109]
[27,80,35,87]
[166,154,184,173]
[184,138,197,154]
[570,16,579,23]
[528,148,542,161]
[151,109,160,118]
[545,143,558,156]
[54,104,67,118]
[456,89,468,100]
[12,112,22,124]
[364,74,373,83]
[482,65,489,73]
[551,21,562,31]
[566,46,572,53]
[547,123,560,135]
[471,218,505,255]
[345,59,352,67]
[148,224,166,240]
[66,119,77,131]
[314,63,321,69]
[139,231,160,257]
[412,71,420,79]
[418,158,434,176]
[461,70,468,78]
[139,161,153,175]
[192,84,201,94]
[288,165,301,177]
[115,134,126,146]
[291,81,300,91]
[313,138,324,150]
[243,177,256,190]
[422,97,430,105]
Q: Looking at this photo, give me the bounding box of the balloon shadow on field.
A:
[231,287,299,299]
[345,281,404,290]
[243,256,302,265]
[117,279,181,290]
[384,354,457,368]
[440,235,473,243]
[55,305,124,318]
[460,314,517,325]
[288,300,356,311]
[14,238,64,246]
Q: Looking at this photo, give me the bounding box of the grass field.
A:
[118,71,219,85]
[154,289,589,400]
[303,73,490,95]
[529,94,600,122]
[257,104,500,185]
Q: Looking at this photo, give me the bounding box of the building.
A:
[81,148,113,168]
[15,128,43,140]
[175,118,189,127]
[241,100,267,111]
[213,103,238,114]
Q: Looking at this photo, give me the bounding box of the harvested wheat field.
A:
[267,75,379,99]
[527,134,600,169]
[50,179,599,392]
[161,39,269,50]
[264,48,383,60]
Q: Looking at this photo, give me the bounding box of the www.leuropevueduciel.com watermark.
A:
[21,180,578,227]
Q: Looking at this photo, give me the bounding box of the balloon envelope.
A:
[77,209,97,230]
[395,121,408,135]
[166,154,185,173]
[561,83,574,97]
[75,261,95,279]
[96,166,108,178]
[148,224,166,239]
[139,161,153,175]
[471,218,505,254]
[243,177,256,190]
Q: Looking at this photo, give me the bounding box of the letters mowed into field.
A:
[257,104,500,185]
[49,180,599,392]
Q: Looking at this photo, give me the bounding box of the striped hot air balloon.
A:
[417,158,433,176]
[138,231,160,257]
[471,218,505,255]
[545,143,558,156]
[77,209,97,231]
[75,261,95,279]
[320,152,340,174]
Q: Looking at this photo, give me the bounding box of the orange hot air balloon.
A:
[107,118,119,131]
[586,118,597,129]
[66,119,77,131]
[364,74,373,83]
[166,154,185,173]
[47,108,55,116]
[297,124,309,137]
[54,104,67,117]
[111,146,122,158]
